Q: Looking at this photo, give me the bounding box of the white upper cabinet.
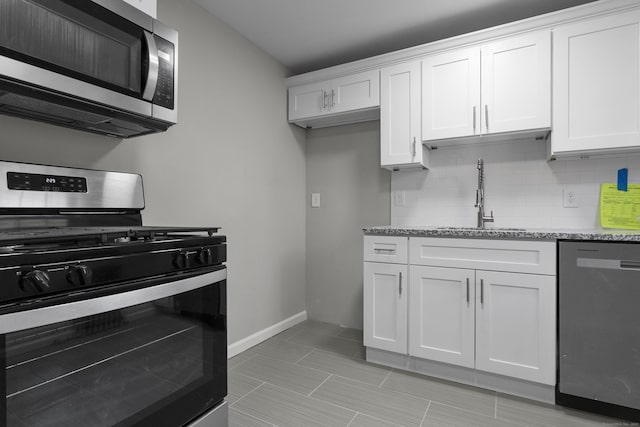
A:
[288,70,380,128]
[380,61,429,170]
[421,31,551,142]
[551,10,640,157]
[422,47,480,140]
[122,0,157,18]
[481,32,551,134]
[288,81,331,122]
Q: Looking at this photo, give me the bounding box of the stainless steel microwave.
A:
[0,0,178,138]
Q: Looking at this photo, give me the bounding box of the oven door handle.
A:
[0,269,226,334]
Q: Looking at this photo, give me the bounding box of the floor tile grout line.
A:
[427,400,498,420]
[307,373,333,397]
[228,379,266,407]
[293,347,318,365]
[228,382,265,408]
[229,404,276,427]
[419,401,432,427]
[228,352,259,371]
[345,411,359,427]
[379,368,394,388]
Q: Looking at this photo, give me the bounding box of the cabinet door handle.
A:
[331,89,336,108]
[473,106,477,133]
[323,91,328,110]
[399,272,403,295]
[480,279,484,304]
[373,248,396,254]
[466,278,470,303]
[485,105,489,132]
[412,137,417,157]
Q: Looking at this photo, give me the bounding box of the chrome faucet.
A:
[475,158,494,228]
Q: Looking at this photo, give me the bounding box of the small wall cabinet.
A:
[364,235,557,386]
[288,70,380,129]
[363,236,408,353]
[380,61,429,170]
[421,30,551,142]
[551,10,640,158]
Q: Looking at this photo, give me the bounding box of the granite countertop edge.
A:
[362,226,640,241]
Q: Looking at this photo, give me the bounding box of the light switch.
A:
[311,193,321,208]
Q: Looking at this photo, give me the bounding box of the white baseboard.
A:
[227,310,307,358]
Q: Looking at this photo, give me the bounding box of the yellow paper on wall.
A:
[600,183,640,229]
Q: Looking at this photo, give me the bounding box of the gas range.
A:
[0,160,228,427]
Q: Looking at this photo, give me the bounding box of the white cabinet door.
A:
[409,266,475,368]
[288,80,331,121]
[422,47,480,140]
[380,61,428,169]
[332,70,380,114]
[475,270,556,385]
[481,31,551,134]
[363,262,408,353]
[552,11,640,156]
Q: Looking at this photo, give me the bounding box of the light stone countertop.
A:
[362,225,640,241]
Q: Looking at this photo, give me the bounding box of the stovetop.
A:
[0,226,221,247]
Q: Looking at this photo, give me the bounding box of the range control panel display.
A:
[7,172,88,193]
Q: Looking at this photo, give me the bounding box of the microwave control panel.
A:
[153,36,175,110]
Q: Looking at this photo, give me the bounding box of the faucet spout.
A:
[475,158,495,228]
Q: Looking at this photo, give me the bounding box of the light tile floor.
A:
[228,320,633,427]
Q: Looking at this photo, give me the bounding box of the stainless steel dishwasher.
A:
[558,240,640,422]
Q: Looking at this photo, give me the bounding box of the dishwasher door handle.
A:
[620,260,640,270]
[577,258,633,270]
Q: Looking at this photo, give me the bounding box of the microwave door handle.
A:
[142,30,159,101]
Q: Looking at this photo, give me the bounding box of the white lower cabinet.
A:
[363,262,408,353]
[409,266,475,368]
[363,235,409,354]
[475,270,556,384]
[365,235,557,390]
[409,266,556,384]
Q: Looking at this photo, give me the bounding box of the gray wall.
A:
[0,0,307,345]
[306,121,391,329]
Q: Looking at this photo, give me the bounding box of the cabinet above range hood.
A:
[0,0,178,138]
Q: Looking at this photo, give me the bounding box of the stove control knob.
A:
[173,251,190,269]
[67,264,93,286]
[197,248,213,265]
[20,270,51,293]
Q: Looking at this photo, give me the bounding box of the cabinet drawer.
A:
[364,235,408,264]
[409,237,555,275]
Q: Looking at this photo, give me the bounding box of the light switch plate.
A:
[394,191,406,207]
[311,193,321,208]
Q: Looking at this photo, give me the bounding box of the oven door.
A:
[0,268,226,427]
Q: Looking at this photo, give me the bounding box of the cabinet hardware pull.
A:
[466,278,470,303]
[399,272,403,295]
[480,279,484,304]
[323,91,328,110]
[473,107,477,133]
[373,248,395,254]
[412,137,417,157]
[485,105,489,132]
[331,89,336,108]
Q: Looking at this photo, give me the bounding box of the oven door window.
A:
[2,279,226,427]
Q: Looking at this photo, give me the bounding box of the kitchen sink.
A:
[435,227,527,232]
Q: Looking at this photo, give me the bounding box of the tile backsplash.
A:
[391,138,640,229]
